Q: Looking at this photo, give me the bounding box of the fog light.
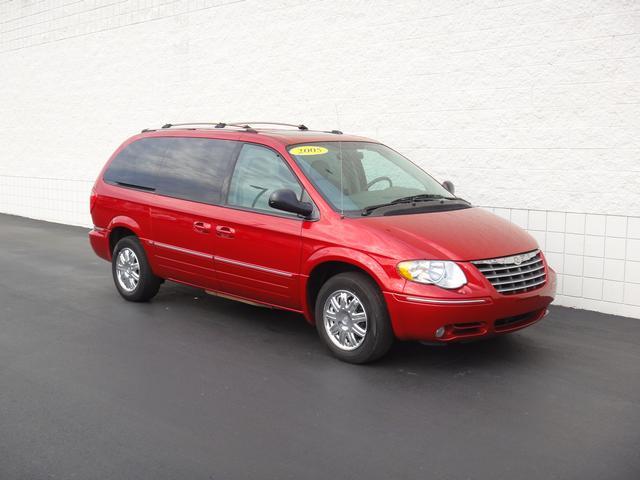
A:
[435,326,446,338]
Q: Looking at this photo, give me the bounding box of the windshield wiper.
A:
[361,194,457,216]
[115,181,156,192]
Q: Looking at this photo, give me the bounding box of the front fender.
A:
[300,247,405,322]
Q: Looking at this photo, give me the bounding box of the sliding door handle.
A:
[193,221,211,233]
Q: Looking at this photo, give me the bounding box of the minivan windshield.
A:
[288,142,459,216]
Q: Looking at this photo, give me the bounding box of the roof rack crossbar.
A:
[158,122,257,132]
[144,122,343,135]
[161,122,225,129]
[226,122,308,131]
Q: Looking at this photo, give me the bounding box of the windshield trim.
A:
[286,140,458,217]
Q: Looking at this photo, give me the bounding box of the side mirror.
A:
[269,189,313,218]
[442,180,455,195]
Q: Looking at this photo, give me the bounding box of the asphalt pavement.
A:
[1,213,638,479]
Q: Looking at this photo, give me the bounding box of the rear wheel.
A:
[112,236,161,302]
[315,272,394,363]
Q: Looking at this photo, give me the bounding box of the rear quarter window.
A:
[103,137,170,190]
[104,137,238,205]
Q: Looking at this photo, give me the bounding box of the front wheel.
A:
[112,236,161,302]
[315,272,394,363]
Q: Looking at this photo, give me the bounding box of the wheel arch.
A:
[302,248,392,324]
[107,216,144,256]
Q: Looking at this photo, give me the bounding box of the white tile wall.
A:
[483,206,640,319]
[629,218,640,239]
[0,175,93,227]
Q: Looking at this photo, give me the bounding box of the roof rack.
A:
[142,122,343,135]
[146,122,257,133]
[224,122,342,134]
[223,121,309,131]
[162,122,221,128]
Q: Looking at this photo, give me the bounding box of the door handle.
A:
[193,221,211,233]
[215,225,235,238]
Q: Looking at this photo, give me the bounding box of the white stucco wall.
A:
[1,0,639,318]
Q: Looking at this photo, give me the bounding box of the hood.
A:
[356,207,538,262]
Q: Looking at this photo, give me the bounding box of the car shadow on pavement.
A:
[154,281,544,375]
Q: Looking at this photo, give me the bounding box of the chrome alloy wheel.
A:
[323,290,368,351]
[115,247,140,292]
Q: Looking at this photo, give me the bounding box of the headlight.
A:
[397,260,467,289]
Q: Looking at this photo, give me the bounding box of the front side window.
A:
[288,142,460,216]
[227,144,303,216]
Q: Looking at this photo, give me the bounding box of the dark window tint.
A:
[104,138,170,190]
[155,138,237,204]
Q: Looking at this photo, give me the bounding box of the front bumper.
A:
[385,268,556,341]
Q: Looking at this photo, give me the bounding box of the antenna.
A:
[334,104,344,218]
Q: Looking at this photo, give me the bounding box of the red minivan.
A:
[89,122,556,363]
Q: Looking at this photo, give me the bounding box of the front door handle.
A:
[216,225,235,238]
[193,221,211,233]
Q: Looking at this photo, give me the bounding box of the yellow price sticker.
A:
[290,145,328,156]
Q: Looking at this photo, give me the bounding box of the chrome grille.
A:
[472,250,546,295]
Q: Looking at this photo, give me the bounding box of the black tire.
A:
[111,236,161,302]
[315,272,394,364]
